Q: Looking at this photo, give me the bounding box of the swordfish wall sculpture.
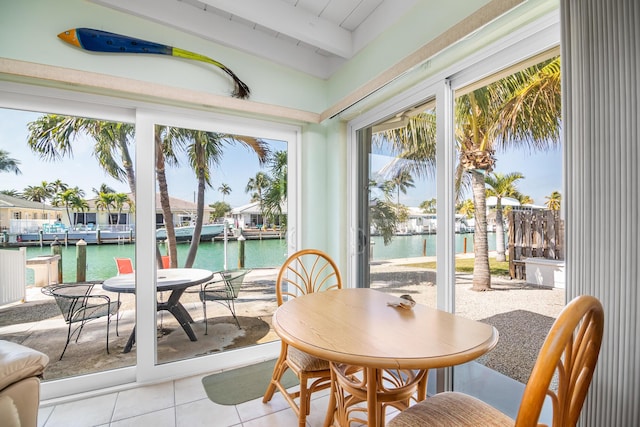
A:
[58,28,251,99]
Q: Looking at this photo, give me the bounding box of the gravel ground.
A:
[370,259,566,384]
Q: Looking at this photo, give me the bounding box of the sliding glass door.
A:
[349,19,563,412]
[354,99,439,314]
[0,84,299,399]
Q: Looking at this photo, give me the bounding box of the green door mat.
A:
[202,358,299,405]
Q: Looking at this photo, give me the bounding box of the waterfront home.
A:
[0,0,636,426]
[0,194,62,235]
[229,201,287,230]
[83,193,215,230]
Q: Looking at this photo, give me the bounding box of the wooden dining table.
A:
[102,268,214,353]
[272,288,499,426]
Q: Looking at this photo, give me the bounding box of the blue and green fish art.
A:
[58,28,250,99]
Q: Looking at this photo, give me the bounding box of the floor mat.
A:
[202,358,298,405]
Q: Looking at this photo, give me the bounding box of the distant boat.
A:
[156,223,226,242]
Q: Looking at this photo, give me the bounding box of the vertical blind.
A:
[562,0,639,425]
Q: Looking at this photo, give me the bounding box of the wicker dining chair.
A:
[388,295,605,427]
[263,249,343,427]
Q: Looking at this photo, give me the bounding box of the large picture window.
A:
[0,87,298,398]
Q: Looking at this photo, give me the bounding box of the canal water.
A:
[23,233,500,284]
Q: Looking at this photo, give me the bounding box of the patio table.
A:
[102,268,213,353]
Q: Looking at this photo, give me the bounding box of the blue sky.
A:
[0,108,286,208]
[371,141,562,208]
[1,108,561,208]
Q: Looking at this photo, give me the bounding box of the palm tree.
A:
[95,192,117,225]
[27,115,136,197]
[485,172,524,262]
[23,181,52,203]
[456,199,475,218]
[49,179,69,196]
[113,193,132,225]
[208,201,231,221]
[391,170,415,208]
[156,126,269,268]
[245,172,271,227]
[545,191,561,211]
[70,196,89,226]
[370,179,398,245]
[420,198,437,214]
[93,183,116,197]
[218,183,231,202]
[262,151,287,230]
[53,187,86,226]
[0,189,22,198]
[514,192,534,206]
[186,132,267,267]
[0,149,21,175]
[374,57,561,290]
[23,181,55,218]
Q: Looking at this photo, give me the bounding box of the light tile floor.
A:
[37,375,375,427]
[37,362,530,427]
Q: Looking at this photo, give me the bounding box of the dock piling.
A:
[76,239,87,282]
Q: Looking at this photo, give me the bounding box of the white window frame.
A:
[346,10,560,397]
[346,9,560,310]
[0,81,301,400]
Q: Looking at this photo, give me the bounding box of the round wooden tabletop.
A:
[273,288,499,370]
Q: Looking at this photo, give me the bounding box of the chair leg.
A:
[229,299,240,329]
[263,342,289,403]
[203,300,208,335]
[59,322,73,360]
[116,293,121,337]
[324,368,337,427]
[75,321,87,343]
[105,313,111,355]
[298,376,310,427]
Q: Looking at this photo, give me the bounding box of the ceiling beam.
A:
[200,0,354,58]
[90,0,336,78]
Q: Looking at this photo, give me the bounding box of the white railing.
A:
[10,219,56,234]
[0,247,26,305]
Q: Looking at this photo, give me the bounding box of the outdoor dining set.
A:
[41,261,250,359]
[38,249,604,426]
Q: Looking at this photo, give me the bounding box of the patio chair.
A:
[197,269,251,334]
[161,255,170,269]
[114,257,133,275]
[113,257,134,335]
[388,295,604,427]
[42,283,121,360]
[263,249,342,427]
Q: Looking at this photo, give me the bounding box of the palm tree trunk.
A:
[65,206,73,227]
[117,140,136,198]
[156,137,178,268]
[495,204,506,262]
[471,170,491,290]
[184,169,205,268]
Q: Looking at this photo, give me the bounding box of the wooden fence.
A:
[508,210,564,279]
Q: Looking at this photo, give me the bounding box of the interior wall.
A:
[0,0,326,113]
[561,0,639,425]
[298,121,347,261]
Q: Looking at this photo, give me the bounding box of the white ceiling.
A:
[90,0,420,79]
